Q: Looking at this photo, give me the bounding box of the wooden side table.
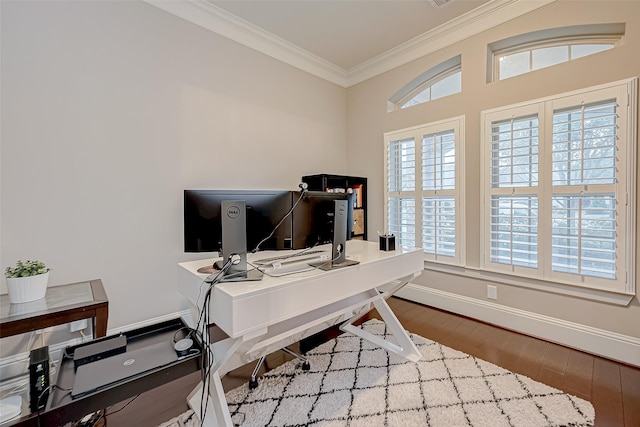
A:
[0,279,108,339]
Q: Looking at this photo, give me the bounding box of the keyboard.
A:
[254,249,328,266]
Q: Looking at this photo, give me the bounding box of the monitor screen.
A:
[183,190,293,253]
[291,191,353,249]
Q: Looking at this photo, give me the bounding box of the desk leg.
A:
[187,373,232,427]
[187,335,248,427]
[340,279,422,362]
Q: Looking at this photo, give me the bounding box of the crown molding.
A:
[346,0,555,87]
[145,0,555,88]
[145,0,347,86]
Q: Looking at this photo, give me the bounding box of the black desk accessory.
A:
[379,234,396,251]
[29,345,49,412]
[46,318,202,426]
[73,334,127,369]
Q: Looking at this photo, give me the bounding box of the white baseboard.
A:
[106,309,194,335]
[395,284,640,367]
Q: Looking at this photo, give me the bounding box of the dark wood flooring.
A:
[105,297,640,427]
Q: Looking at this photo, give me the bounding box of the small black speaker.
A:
[29,346,49,413]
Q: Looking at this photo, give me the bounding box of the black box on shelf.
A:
[29,345,49,413]
[73,334,127,368]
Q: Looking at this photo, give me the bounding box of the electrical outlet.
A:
[70,319,88,332]
[487,285,498,300]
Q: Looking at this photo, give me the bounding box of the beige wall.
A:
[347,0,640,353]
[2,0,638,363]
[0,0,348,330]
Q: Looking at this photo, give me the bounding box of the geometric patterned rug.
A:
[161,319,595,426]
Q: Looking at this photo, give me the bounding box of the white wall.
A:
[1,0,347,329]
[4,0,638,366]
[346,0,640,364]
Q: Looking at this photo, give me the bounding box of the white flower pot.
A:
[5,272,49,304]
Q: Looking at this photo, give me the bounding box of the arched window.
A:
[488,24,624,82]
[388,55,461,112]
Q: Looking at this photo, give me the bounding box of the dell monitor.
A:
[184,189,293,254]
[308,199,360,270]
[291,191,354,250]
[184,188,358,277]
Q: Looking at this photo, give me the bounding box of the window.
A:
[481,79,637,294]
[388,56,461,112]
[400,69,461,109]
[488,24,624,82]
[385,117,465,265]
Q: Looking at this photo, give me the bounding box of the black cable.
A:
[35,384,54,427]
[106,394,139,416]
[88,394,140,427]
[195,254,234,423]
[252,187,307,253]
[34,384,76,427]
[200,284,215,423]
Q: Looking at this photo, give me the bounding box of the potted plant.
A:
[4,260,51,304]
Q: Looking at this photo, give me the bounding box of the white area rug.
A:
[160,319,594,427]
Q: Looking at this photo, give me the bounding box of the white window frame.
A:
[488,24,625,82]
[398,65,461,109]
[481,78,637,297]
[385,116,465,265]
[387,55,461,112]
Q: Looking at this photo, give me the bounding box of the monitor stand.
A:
[220,268,264,282]
[197,259,263,282]
[218,200,263,282]
[310,258,360,271]
[310,200,359,271]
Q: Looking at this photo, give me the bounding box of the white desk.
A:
[178,239,423,427]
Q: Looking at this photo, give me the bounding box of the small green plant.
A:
[4,260,51,278]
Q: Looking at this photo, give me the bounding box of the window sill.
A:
[422,261,635,306]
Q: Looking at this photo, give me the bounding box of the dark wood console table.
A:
[2,318,202,427]
[0,279,109,426]
[0,279,108,339]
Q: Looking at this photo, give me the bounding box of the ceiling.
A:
[208,0,491,71]
[146,0,553,86]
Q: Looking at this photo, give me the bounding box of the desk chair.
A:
[249,347,310,389]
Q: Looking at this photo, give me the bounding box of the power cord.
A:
[194,254,235,424]
[82,394,140,427]
[251,183,308,253]
[307,246,343,270]
[35,384,71,427]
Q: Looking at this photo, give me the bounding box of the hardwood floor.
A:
[105,297,640,426]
